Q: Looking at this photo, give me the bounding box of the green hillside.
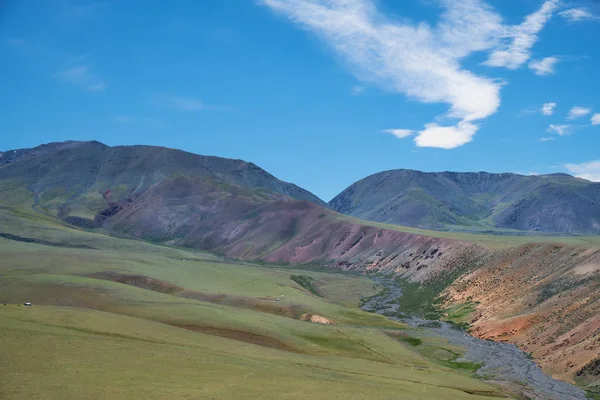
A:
[330,169,600,235]
[0,201,505,400]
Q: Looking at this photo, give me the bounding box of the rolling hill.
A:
[329,169,600,235]
[0,141,598,393]
[0,140,326,209]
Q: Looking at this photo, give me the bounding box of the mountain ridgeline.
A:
[1,141,599,384]
[329,169,600,235]
[2,141,600,237]
[0,141,326,207]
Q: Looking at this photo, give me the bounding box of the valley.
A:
[1,204,507,400]
[0,141,598,399]
[361,278,587,400]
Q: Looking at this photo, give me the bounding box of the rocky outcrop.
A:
[442,244,600,384]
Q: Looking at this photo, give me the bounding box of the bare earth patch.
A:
[300,313,333,325]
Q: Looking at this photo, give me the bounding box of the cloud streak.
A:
[529,57,559,76]
[171,97,208,111]
[383,129,413,139]
[262,0,559,149]
[484,0,559,69]
[54,65,105,91]
[565,161,600,182]
[114,115,162,128]
[548,124,572,136]
[150,96,230,112]
[592,113,600,125]
[567,106,591,120]
[559,8,600,23]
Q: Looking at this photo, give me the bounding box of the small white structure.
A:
[24,302,32,306]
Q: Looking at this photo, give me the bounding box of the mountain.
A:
[0,141,478,263]
[0,141,598,385]
[0,140,325,212]
[329,169,600,235]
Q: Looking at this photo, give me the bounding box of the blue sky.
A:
[1,0,600,201]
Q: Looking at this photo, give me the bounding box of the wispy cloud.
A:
[559,8,600,23]
[170,97,208,111]
[383,129,413,139]
[114,115,162,128]
[350,85,365,95]
[567,106,591,120]
[484,0,560,69]
[592,113,600,125]
[54,65,105,91]
[528,56,559,76]
[564,160,600,181]
[262,0,559,149]
[548,124,572,136]
[165,96,230,112]
[539,137,555,141]
[541,102,556,115]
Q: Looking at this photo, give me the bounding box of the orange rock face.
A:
[443,244,600,383]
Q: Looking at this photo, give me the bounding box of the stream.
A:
[360,278,588,400]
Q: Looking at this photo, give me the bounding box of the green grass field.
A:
[0,200,513,399]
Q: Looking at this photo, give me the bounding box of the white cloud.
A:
[114,115,162,127]
[170,97,207,111]
[564,161,600,182]
[484,0,560,69]
[414,122,478,149]
[434,0,504,58]
[539,137,555,141]
[592,113,600,125]
[548,124,572,136]
[541,102,556,116]
[261,0,511,149]
[161,96,229,112]
[528,56,559,76]
[559,8,600,23]
[351,85,365,95]
[54,65,105,92]
[383,129,413,139]
[567,106,591,120]
[262,0,560,149]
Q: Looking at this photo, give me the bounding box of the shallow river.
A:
[360,278,588,400]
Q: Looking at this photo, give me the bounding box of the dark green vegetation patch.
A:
[291,275,322,297]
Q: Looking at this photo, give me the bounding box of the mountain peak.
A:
[330,169,600,234]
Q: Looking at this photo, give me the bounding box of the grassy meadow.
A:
[0,196,511,399]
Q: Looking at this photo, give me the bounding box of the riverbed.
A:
[360,278,588,400]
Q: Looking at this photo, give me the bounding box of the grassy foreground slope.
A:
[0,205,504,399]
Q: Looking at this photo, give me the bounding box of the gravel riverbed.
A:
[360,278,588,400]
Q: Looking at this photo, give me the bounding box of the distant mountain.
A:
[329,169,600,235]
[0,141,477,263]
[0,140,325,209]
[1,141,598,383]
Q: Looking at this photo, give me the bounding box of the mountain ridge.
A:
[329,168,600,235]
[0,140,326,209]
[0,140,598,386]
